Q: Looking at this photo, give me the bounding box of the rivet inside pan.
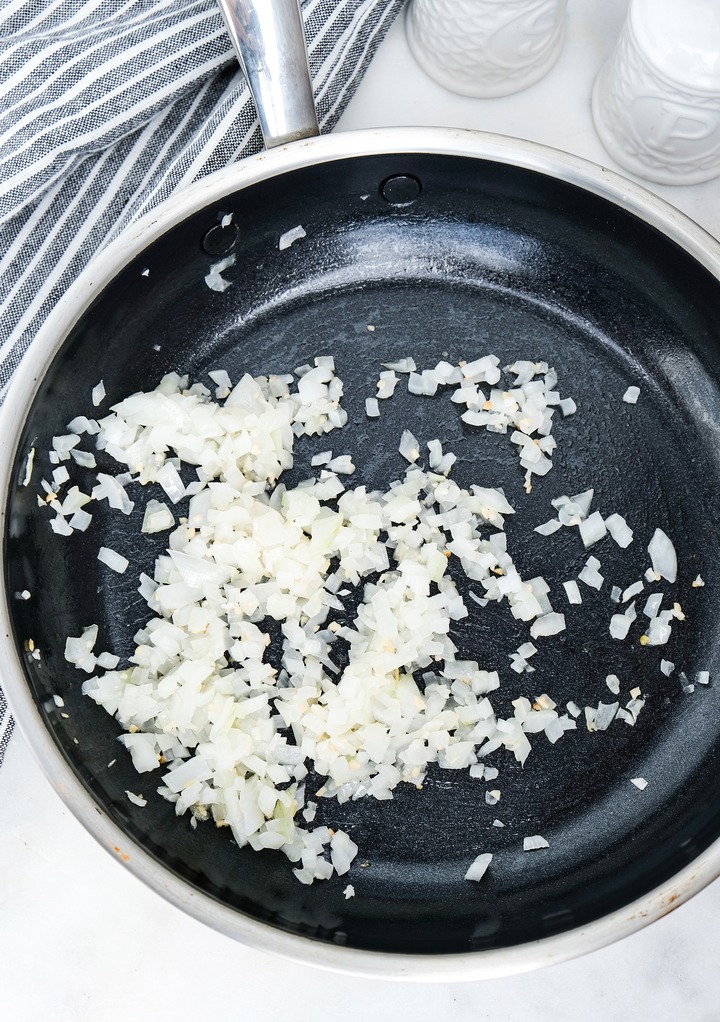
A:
[202,219,239,256]
[379,174,422,206]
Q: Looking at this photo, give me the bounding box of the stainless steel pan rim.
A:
[3,125,720,980]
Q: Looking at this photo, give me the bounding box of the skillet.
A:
[2,0,720,978]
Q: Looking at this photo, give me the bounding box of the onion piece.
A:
[623,386,640,404]
[50,516,73,536]
[141,499,175,534]
[648,528,677,583]
[208,369,232,392]
[326,455,355,475]
[606,674,620,694]
[382,358,416,373]
[605,513,634,549]
[465,852,493,881]
[376,371,398,399]
[70,449,97,469]
[22,447,35,486]
[52,433,81,460]
[571,489,594,518]
[64,624,98,673]
[98,546,129,573]
[156,463,185,504]
[523,835,549,851]
[595,701,618,730]
[278,225,306,251]
[204,254,236,291]
[678,671,694,694]
[399,430,420,463]
[535,519,562,536]
[330,830,358,875]
[579,565,603,590]
[69,508,92,532]
[643,592,662,619]
[530,612,565,638]
[645,614,673,646]
[579,511,606,548]
[622,580,644,602]
[609,601,634,639]
[96,651,120,669]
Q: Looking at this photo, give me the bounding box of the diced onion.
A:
[45,349,672,888]
[579,511,606,548]
[382,358,416,373]
[644,592,662,618]
[141,499,175,533]
[97,546,129,573]
[609,612,631,640]
[578,565,603,590]
[622,580,644,602]
[465,852,493,881]
[648,528,677,583]
[535,519,562,536]
[204,254,236,291]
[530,612,565,638]
[605,513,633,548]
[399,430,420,463]
[523,835,549,851]
[278,225,306,251]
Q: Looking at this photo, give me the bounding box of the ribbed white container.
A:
[592,0,720,185]
[405,0,568,99]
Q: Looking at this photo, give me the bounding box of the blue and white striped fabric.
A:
[0,0,405,765]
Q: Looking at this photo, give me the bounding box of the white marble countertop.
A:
[3,2,720,1019]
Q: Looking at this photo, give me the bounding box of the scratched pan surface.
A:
[5,148,720,958]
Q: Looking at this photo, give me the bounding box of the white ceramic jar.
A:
[592,0,720,185]
[405,0,568,99]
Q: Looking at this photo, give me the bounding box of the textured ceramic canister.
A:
[405,0,568,98]
[592,0,720,185]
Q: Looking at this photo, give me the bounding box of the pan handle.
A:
[216,0,320,149]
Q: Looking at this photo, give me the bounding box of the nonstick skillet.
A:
[2,0,720,979]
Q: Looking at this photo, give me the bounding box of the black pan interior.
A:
[6,151,720,955]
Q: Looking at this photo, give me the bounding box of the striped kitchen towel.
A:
[0,0,405,765]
